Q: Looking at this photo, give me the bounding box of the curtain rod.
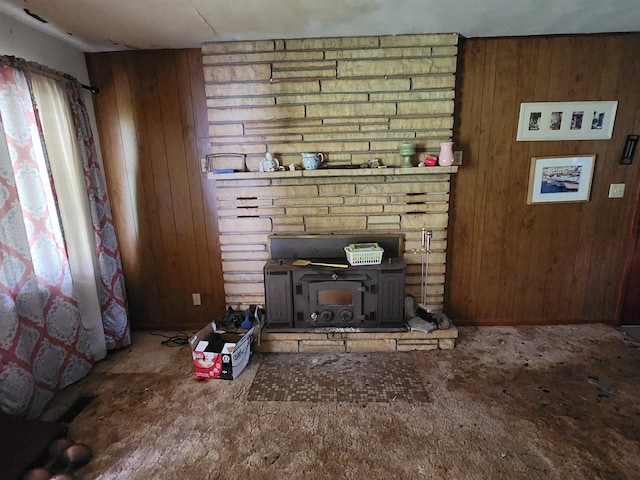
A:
[1,55,100,95]
[81,84,100,95]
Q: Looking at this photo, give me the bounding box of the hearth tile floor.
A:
[247,352,430,403]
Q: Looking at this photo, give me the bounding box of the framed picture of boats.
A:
[517,101,618,141]
[527,155,596,204]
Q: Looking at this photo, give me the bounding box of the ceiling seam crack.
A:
[185,0,217,38]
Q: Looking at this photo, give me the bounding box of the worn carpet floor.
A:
[40,324,640,480]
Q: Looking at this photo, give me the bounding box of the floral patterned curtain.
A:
[0,57,130,417]
[66,82,130,350]
[0,64,93,417]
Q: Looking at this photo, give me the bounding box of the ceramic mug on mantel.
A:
[301,152,324,170]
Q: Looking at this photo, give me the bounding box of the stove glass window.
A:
[318,289,353,306]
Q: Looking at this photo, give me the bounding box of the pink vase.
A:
[438,142,455,166]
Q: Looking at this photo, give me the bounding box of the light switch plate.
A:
[192,293,202,306]
[608,183,625,198]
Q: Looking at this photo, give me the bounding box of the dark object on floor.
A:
[0,412,67,480]
[22,440,93,480]
[47,438,75,460]
[45,438,75,472]
[218,306,244,328]
[248,352,430,403]
[55,395,96,424]
[61,443,92,472]
[22,468,51,480]
[414,304,435,322]
[406,316,437,332]
[415,305,452,330]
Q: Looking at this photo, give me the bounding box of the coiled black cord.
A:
[147,331,191,347]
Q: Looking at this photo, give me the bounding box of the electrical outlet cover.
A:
[608,183,625,198]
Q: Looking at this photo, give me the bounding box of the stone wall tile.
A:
[371,91,455,101]
[219,233,270,245]
[209,105,306,122]
[274,196,344,206]
[284,206,330,215]
[275,93,368,104]
[223,273,265,282]
[329,205,383,215]
[397,100,454,116]
[379,33,458,47]
[321,78,410,93]
[396,343,438,351]
[222,250,270,260]
[206,81,320,97]
[286,37,379,50]
[208,123,244,136]
[221,260,269,272]
[273,215,305,225]
[338,57,456,77]
[368,214,401,224]
[318,184,356,196]
[272,224,306,233]
[401,213,450,229]
[213,134,303,144]
[207,97,276,108]
[202,40,276,54]
[411,75,456,90]
[272,69,337,79]
[346,339,396,352]
[204,51,324,64]
[268,141,370,153]
[306,102,396,118]
[204,63,271,82]
[305,216,367,231]
[325,46,433,60]
[218,217,273,233]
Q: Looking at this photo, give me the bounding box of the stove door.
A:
[308,281,363,326]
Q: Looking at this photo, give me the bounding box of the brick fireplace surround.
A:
[203,33,460,351]
[210,168,459,352]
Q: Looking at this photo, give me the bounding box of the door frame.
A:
[617,179,640,325]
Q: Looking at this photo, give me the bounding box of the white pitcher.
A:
[301,152,324,170]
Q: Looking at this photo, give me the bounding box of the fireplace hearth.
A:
[264,235,406,329]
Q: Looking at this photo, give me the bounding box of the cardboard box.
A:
[189,324,254,380]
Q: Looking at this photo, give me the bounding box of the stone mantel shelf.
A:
[207,166,458,180]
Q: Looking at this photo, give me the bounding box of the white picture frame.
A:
[517,101,618,141]
[527,155,596,205]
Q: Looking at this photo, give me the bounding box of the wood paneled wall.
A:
[85,34,640,330]
[450,34,640,325]
[86,50,226,330]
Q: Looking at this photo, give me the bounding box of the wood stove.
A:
[264,235,406,329]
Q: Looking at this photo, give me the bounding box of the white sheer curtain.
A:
[29,74,107,360]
